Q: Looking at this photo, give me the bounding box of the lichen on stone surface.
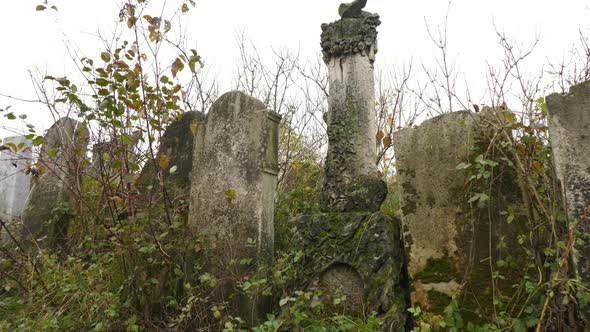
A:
[291,211,411,330]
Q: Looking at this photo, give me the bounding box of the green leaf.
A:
[95,78,109,87]
[127,17,137,29]
[47,147,58,157]
[171,58,184,78]
[6,143,17,152]
[35,5,46,11]
[32,136,44,146]
[100,52,111,62]
[188,49,203,73]
[279,297,290,307]
[455,162,472,170]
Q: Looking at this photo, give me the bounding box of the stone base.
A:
[320,175,388,213]
[21,173,71,250]
[292,211,410,331]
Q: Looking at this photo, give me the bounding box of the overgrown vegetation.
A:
[1,1,590,331]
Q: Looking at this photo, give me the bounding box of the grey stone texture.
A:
[319,9,386,213]
[292,212,410,330]
[21,117,88,249]
[393,110,527,318]
[188,91,281,324]
[138,111,204,208]
[0,136,32,243]
[547,80,590,324]
[338,0,369,19]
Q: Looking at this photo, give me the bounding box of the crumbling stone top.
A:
[338,0,368,18]
[321,3,380,63]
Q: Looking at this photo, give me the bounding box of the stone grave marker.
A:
[547,80,590,325]
[188,91,281,324]
[21,117,88,249]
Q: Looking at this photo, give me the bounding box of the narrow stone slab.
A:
[393,111,527,317]
[0,136,32,243]
[139,111,203,199]
[188,91,281,324]
[292,212,410,330]
[547,80,590,324]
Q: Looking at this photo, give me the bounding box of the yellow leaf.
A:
[190,119,199,136]
[383,136,392,147]
[127,17,137,29]
[376,130,385,143]
[158,154,170,169]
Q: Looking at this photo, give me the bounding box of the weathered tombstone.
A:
[21,117,88,249]
[0,136,32,243]
[290,2,411,330]
[188,91,281,324]
[138,111,204,208]
[546,80,590,325]
[393,110,527,320]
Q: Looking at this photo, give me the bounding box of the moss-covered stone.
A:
[414,257,458,284]
[291,211,411,330]
[320,12,381,63]
[426,290,453,314]
[393,110,531,320]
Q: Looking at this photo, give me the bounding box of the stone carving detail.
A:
[321,9,380,63]
[188,91,281,325]
[546,81,590,325]
[294,212,410,329]
[338,0,369,18]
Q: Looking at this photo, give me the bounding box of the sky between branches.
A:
[0,0,589,138]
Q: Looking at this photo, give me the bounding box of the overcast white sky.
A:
[0,0,589,139]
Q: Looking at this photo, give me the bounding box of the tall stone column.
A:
[546,80,590,326]
[319,7,387,213]
[288,3,411,330]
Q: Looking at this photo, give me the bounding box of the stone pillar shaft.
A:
[319,13,386,213]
